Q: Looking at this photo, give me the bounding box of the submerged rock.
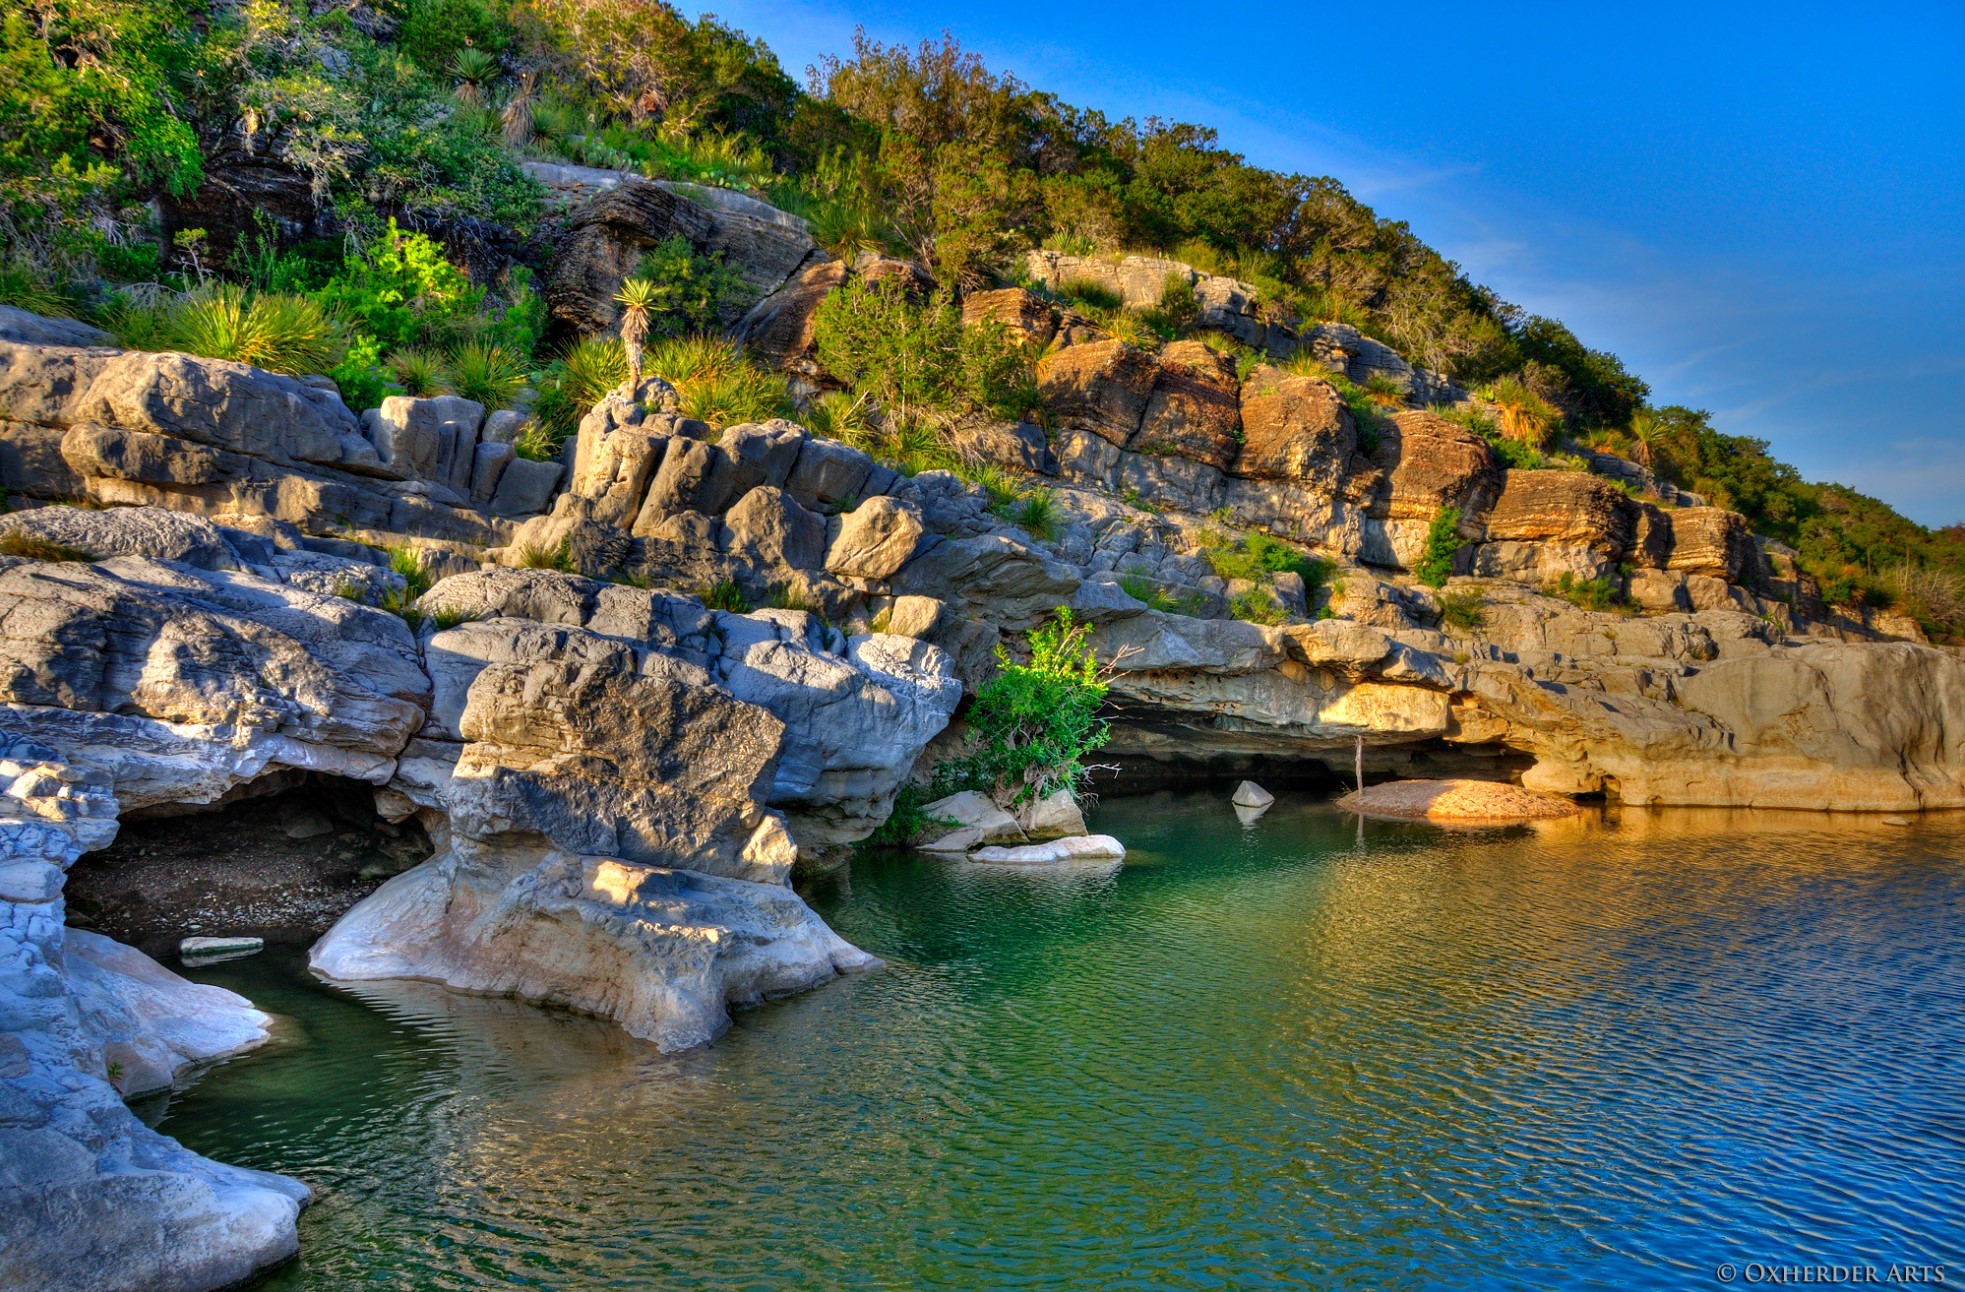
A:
[1337,778,1581,823]
[969,834,1127,866]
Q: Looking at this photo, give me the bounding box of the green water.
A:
[163,794,1965,1289]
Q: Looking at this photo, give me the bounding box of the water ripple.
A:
[162,798,1965,1290]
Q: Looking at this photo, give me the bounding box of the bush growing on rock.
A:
[813,277,1042,426]
[1415,507,1468,588]
[937,608,1112,807]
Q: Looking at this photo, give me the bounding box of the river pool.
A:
[160,794,1965,1289]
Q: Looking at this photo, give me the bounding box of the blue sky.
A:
[694,0,1965,526]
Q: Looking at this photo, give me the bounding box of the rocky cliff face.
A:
[0,256,1959,1290]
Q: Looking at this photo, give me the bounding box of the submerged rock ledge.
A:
[1337,778,1583,823]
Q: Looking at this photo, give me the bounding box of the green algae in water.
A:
[163,795,1965,1289]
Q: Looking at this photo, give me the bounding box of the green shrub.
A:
[937,608,1111,806]
[515,538,575,572]
[1436,587,1486,631]
[1197,522,1331,593]
[385,348,452,397]
[1119,572,1175,612]
[164,286,344,377]
[1229,588,1288,625]
[1546,571,1624,612]
[813,278,1041,426]
[1010,489,1060,542]
[699,578,750,612]
[859,783,957,849]
[1053,277,1122,314]
[1415,507,1467,588]
[329,333,391,412]
[447,341,528,408]
[312,221,486,353]
[643,334,791,428]
[631,235,755,337]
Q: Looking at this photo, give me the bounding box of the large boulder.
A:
[1131,341,1242,470]
[826,496,925,580]
[448,646,794,884]
[1663,507,1758,583]
[1481,470,1636,556]
[733,256,848,370]
[0,555,428,811]
[364,395,484,497]
[1367,411,1504,523]
[1035,340,1159,446]
[961,287,1058,348]
[310,844,873,1051]
[544,176,814,334]
[1233,364,1355,489]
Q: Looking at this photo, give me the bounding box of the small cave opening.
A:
[64,771,435,959]
[1095,734,1539,800]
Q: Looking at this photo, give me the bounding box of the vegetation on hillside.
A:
[0,0,1959,634]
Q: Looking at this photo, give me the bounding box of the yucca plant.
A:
[1627,410,1666,469]
[168,285,343,376]
[501,70,536,147]
[450,48,499,108]
[1485,375,1559,447]
[614,277,658,387]
[447,340,528,408]
[559,335,628,405]
[385,348,453,397]
[676,362,792,428]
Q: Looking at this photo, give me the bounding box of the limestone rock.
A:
[733,256,847,369]
[961,287,1058,348]
[721,485,826,573]
[450,646,790,884]
[0,504,241,570]
[1231,780,1275,809]
[635,436,734,531]
[1234,365,1355,488]
[826,496,925,580]
[0,556,428,810]
[365,395,484,496]
[970,834,1127,866]
[60,424,228,486]
[0,305,113,347]
[1018,788,1088,840]
[1132,341,1242,471]
[312,843,873,1050]
[1664,507,1757,582]
[65,928,274,1099]
[1482,470,1635,556]
[1036,340,1159,447]
[1336,778,1580,822]
[1368,411,1504,524]
[546,177,813,334]
[490,456,563,518]
[917,790,1025,852]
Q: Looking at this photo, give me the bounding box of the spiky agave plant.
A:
[450,48,499,108]
[1627,409,1666,469]
[613,277,658,388]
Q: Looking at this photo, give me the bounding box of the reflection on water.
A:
[164,797,1965,1290]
